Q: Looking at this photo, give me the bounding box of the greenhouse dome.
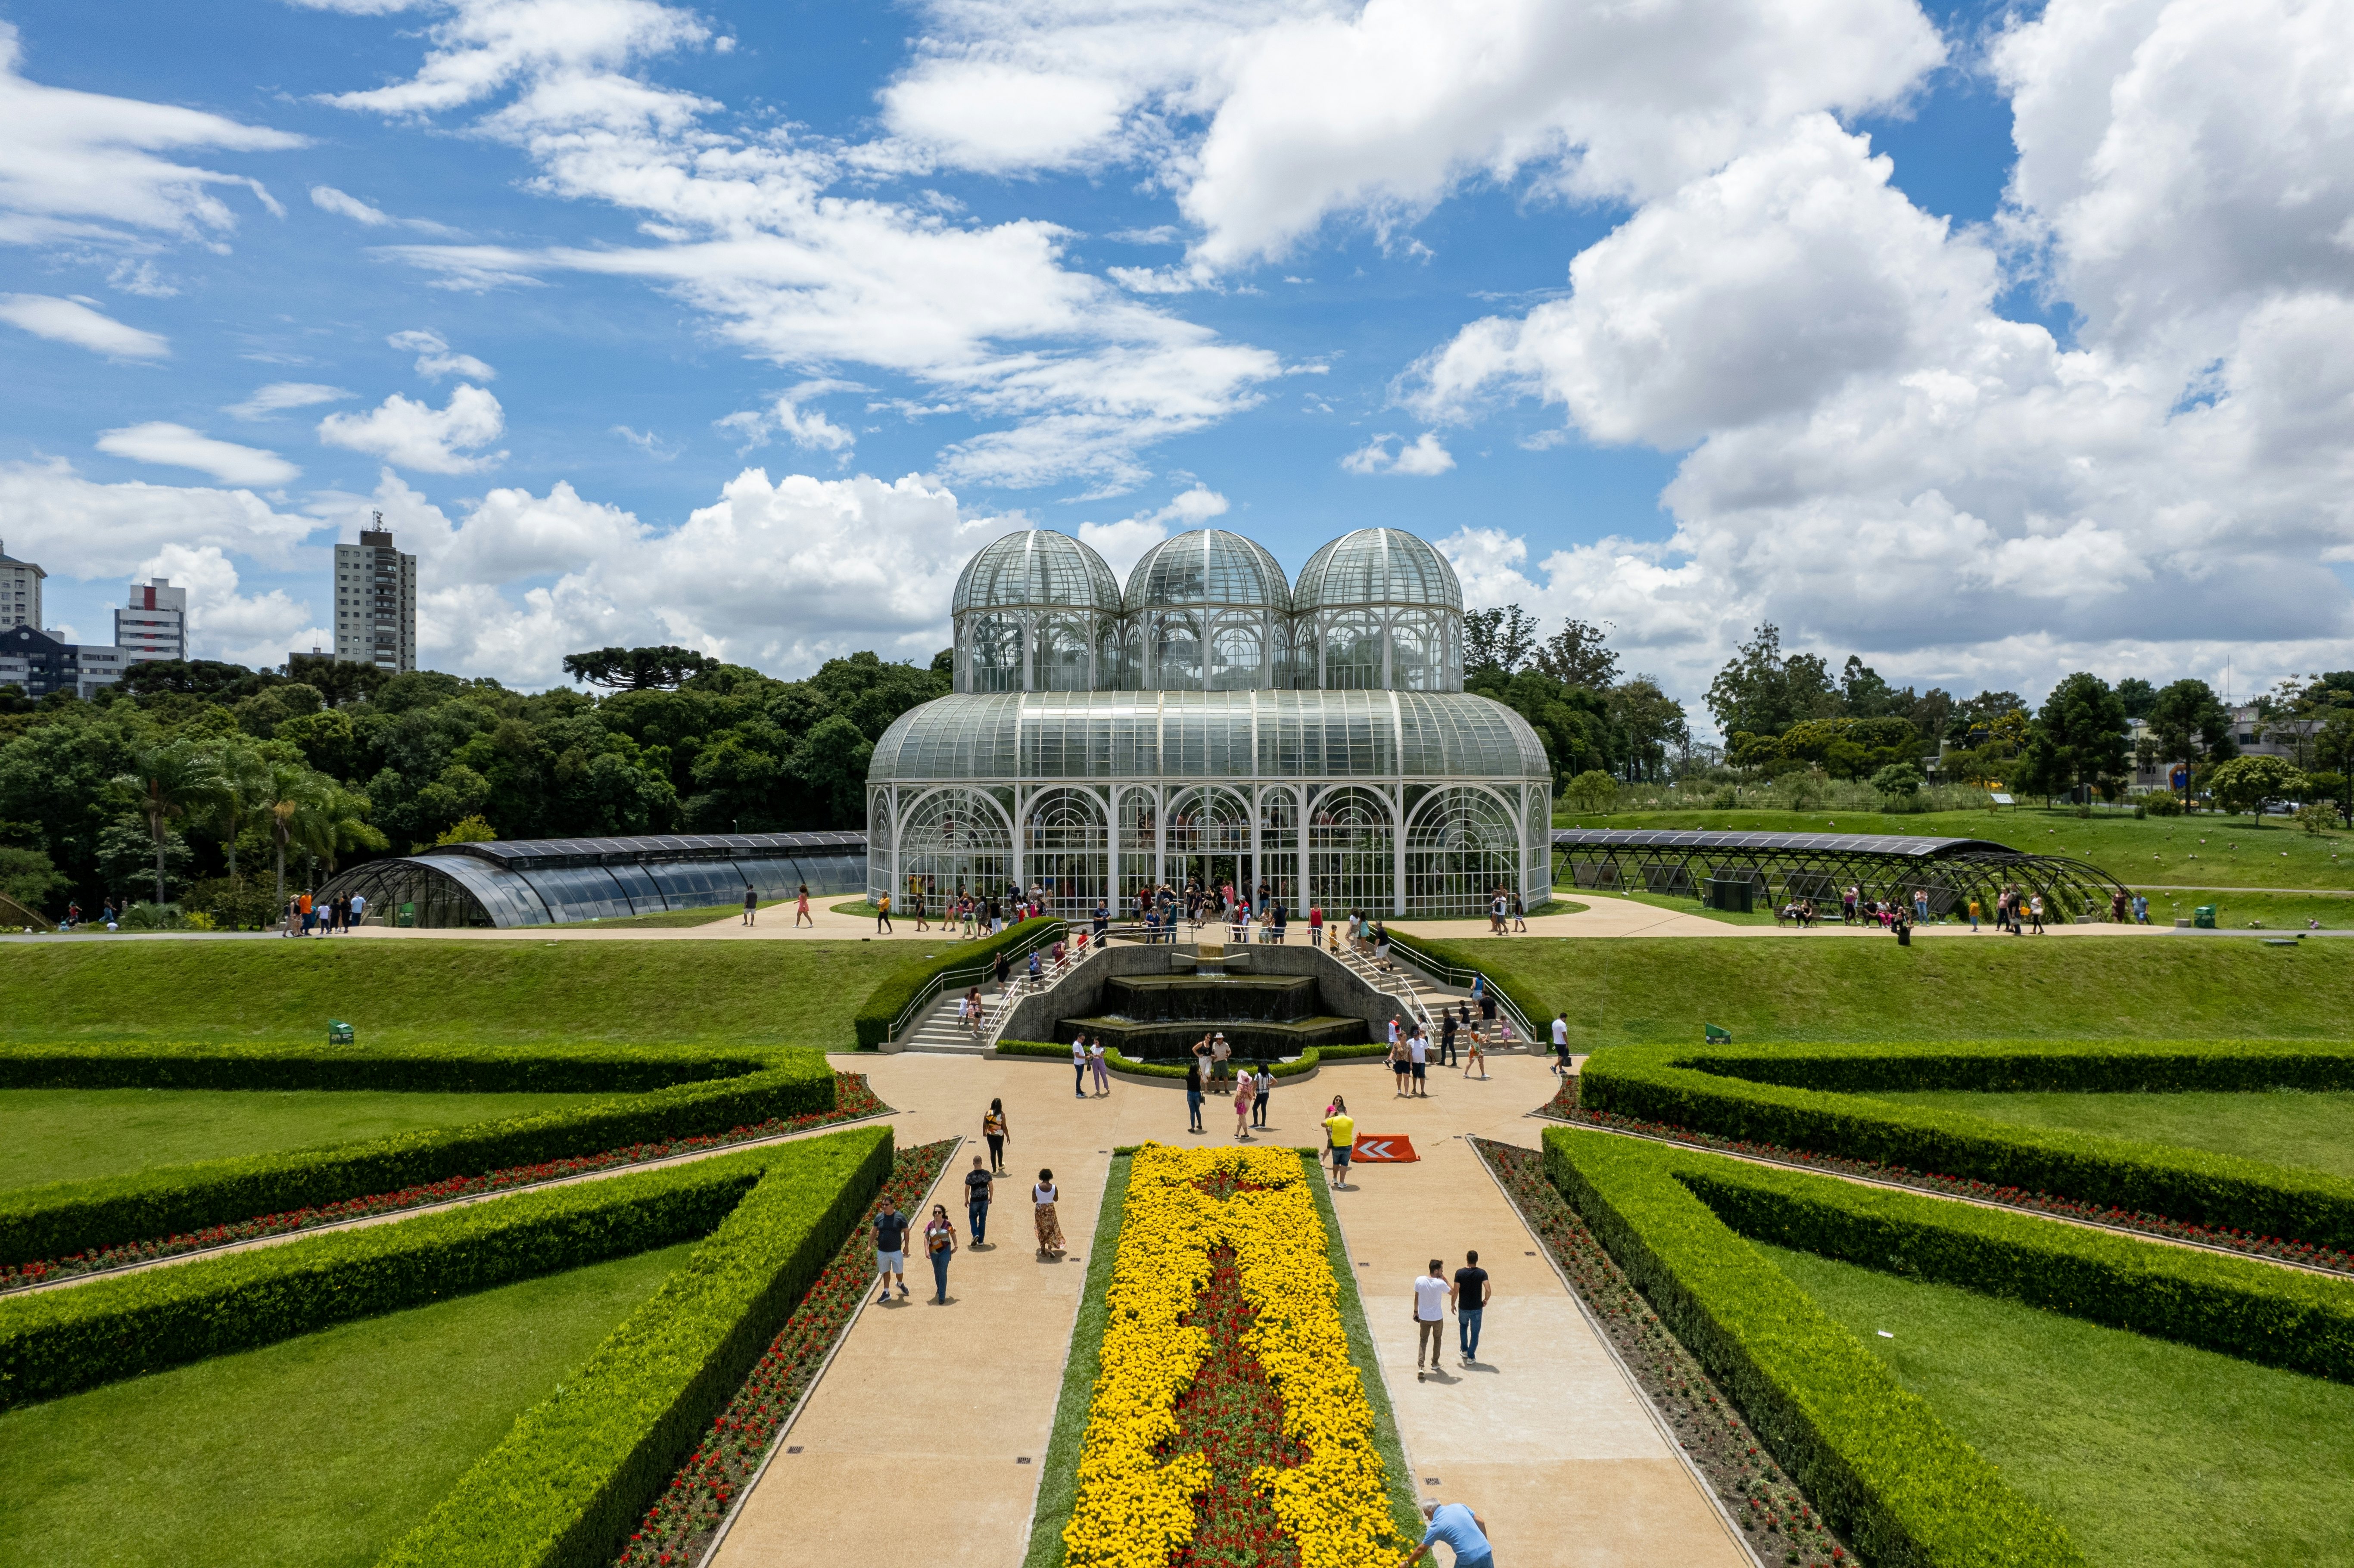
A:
[950,529,1125,694]
[1290,527,1465,691]
[1124,528,1293,691]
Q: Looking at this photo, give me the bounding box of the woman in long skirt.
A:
[1033,1167,1065,1256]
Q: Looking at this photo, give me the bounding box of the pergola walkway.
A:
[710,1051,1750,1568]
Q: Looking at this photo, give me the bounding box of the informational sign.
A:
[2171,765,2190,791]
[1350,1136,1418,1163]
[1989,793,2015,806]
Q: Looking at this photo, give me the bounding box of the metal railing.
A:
[886,919,1068,1044]
[1384,932,1538,1047]
[980,933,1110,1049]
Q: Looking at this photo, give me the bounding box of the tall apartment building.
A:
[0,540,43,630]
[334,517,417,672]
[114,577,187,663]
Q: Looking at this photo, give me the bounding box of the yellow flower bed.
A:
[1063,1145,1398,1568]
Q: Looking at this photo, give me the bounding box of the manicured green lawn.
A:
[1558,807,2353,892]
[1597,888,1781,926]
[1444,936,2352,1045]
[0,940,911,1047]
[0,1087,612,1192]
[1757,1242,2354,1567]
[0,1239,696,1568]
[1868,1088,2354,1181]
[2130,888,2354,930]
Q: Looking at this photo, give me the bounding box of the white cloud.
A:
[135,542,323,667]
[1075,482,1230,579]
[107,258,176,297]
[0,293,168,358]
[310,183,464,236]
[717,382,858,456]
[387,327,495,380]
[317,385,507,473]
[95,422,301,487]
[1340,430,1454,476]
[226,382,354,420]
[0,20,299,249]
[0,457,315,578]
[610,424,678,459]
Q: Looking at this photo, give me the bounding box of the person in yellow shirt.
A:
[1321,1096,1355,1188]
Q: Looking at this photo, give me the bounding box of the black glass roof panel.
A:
[1549,828,2013,859]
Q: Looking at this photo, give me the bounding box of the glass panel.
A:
[900,787,1015,901]
[1208,618,1264,691]
[1022,786,1108,917]
[1151,610,1201,690]
[519,864,639,923]
[417,854,548,927]
[1404,786,1521,915]
[1037,616,1093,691]
[1306,784,1393,917]
[645,859,751,908]
[1323,611,1382,689]
[1391,612,1436,691]
[968,613,1026,693]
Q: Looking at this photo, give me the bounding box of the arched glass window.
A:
[1152,611,1202,690]
[1287,617,1317,690]
[968,613,1025,693]
[1307,784,1393,914]
[1404,786,1521,915]
[1323,611,1383,689]
[1208,619,1264,691]
[899,787,1013,899]
[1036,616,1093,691]
[1023,786,1108,916]
[1390,612,1437,691]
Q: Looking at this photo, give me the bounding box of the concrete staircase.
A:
[1325,943,1501,1046]
[894,985,1006,1054]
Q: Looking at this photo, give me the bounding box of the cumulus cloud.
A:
[317,385,507,473]
[387,327,495,380]
[1075,482,1230,579]
[1340,430,1454,476]
[136,542,324,666]
[95,422,301,487]
[0,457,314,578]
[226,382,353,420]
[0,293,168,357]
[0,20,299,249]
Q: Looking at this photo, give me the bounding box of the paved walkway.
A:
[712,1051,1749,1568]
[1395,894,2183,941]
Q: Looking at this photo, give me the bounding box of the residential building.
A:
[114,577,188,663]
[0,626,126,699]
[334,517,417,672]
[0,540,43,630]
[2129,704,2321,792]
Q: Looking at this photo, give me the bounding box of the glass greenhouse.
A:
[876,526,1552,917]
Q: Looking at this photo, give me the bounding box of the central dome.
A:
[1125,529,1291,611]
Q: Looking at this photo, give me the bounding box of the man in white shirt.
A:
[1407,1029,1428,1097]
[1551,1014,1570,1077]
[1413,1259,1448,1376]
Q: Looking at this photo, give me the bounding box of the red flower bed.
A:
[0,1073,891,1292]
[1535,1084,2354,1277]
[613,1138,956,1568]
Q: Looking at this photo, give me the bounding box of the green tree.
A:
[1463,605,1541,675]
[2017,672,2130,803]
[1606,677,1686,781]
[1869,761,1924,797]
[1705,623,1837,739]
[2115,676,2157,720]
[1564,769,1618,815]
[206,739,271,881]
[2204,756,2305,817]
[562,645,721,691]
[0,845,65,915]
[2146,678,2238,809]
[262,762,332,906]
[110,737,225,904]
[1535,618,1620,690]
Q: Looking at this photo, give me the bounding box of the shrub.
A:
[1579,1039,2354,1251]
[1544,1127,2086,1568]
[377,1126,891,1568]
[184,875,286,931]
[852,916,1062,1048]
[0,1045,834,1266]
[2142,792,2184,816]
[0,1039,783,1094]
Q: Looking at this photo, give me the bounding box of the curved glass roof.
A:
[1550,828,2012,859]
[1125,528,1291,612]
[1293,528,1463,613]
[952,529,1123,616]
[870,690,1548,783]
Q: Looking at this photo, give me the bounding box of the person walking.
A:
[876,891,893,934]
[922,1204,957,1304]
[1453,1251,1491,1365]
[1967,895,1980,932]
[1549,1013,1569,1076]
[349,890,367,929]
[1408,1028,1429,1098]
[1413,1260,1448,1377]
[1252,1062,1273,1129]
[1510,893,1526,933]
[1233,1067,1256,1139]
[983,1099,1009,1174]
[1089,1036,1110,1096]
[795,883,813,927]
[1403,1500,1495,1568]
[1308,902,1323,948]
[1032,1168,1065,1257]
[1462,1024,1486,1079]
[2029,893,2045,933]
[963,1154,993,1247]
[742,885,758,926]
[1439,1009,1458,1069]
[1186,1056,1206,1133]
[874,1200,911,1302]
[912,888,930,932]
[1389,1033,1411,1097]
[1322,1097,1354,1188]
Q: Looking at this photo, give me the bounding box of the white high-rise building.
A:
[0,541,43,630]
[334,516,417,672]
[115,578,188,663]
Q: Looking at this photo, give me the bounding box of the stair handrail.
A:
[886,918,1068,1044]
[981,930,1109,1048]
[1327,940,1437,1044]
[1382,932,1538,1047]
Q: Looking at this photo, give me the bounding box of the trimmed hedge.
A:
[853,917,1062,1048]
[1544,1127,2088,1568]
[1678,1157,2354,1386]
[0,1039,782,1093]
[0,1154,765,1408]
[377,1124,891,1568]
[996,1039,1390,1079]
[0,1047,835,1268]
[1580,1039,2354,1252]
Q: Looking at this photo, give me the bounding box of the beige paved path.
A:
[1396,892,2178,940]
[713,1050,1749,1568]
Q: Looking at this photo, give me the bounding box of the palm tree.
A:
[209,741,270,882]
[111,739,225,905]
[265,762,332,908]
[301,782,388,882]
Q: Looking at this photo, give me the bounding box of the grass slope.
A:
[1563,807,2353,892]
[1869,1089,2354,1182]
[0,1087,609,1191]
[1758,1242,2354,1568]
[1463,936,2350,1046]
[2132,888,2354,930]
[0,1239,696,1568]
[0,941,911,1046]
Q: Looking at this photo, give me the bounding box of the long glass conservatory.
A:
[319,831,867,928]
[872,526,1553,917]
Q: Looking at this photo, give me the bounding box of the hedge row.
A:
[1678,1038,2354,1095]
[0,1039,783,1093]
[853,916,1062,1048]
[377,1124,892,1568]
[1543,1127,2088,1568]
[0,1153,766,1408]
[0,1049,836,1268]
[1679,1158,2354,1386]
[995,1039,1391,1079]
[1580,1041,2354,1252]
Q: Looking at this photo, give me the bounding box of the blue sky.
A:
[1,0,2348,725]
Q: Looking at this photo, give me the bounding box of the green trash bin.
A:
[1705,1023,1733,1045]
[327,1019,355,1046]
[398,901,416,928]
[2194,905,2217,929]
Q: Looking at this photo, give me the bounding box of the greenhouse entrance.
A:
[1180,854,1250,902]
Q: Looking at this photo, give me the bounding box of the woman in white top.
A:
[1032,1168,1065,1256]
